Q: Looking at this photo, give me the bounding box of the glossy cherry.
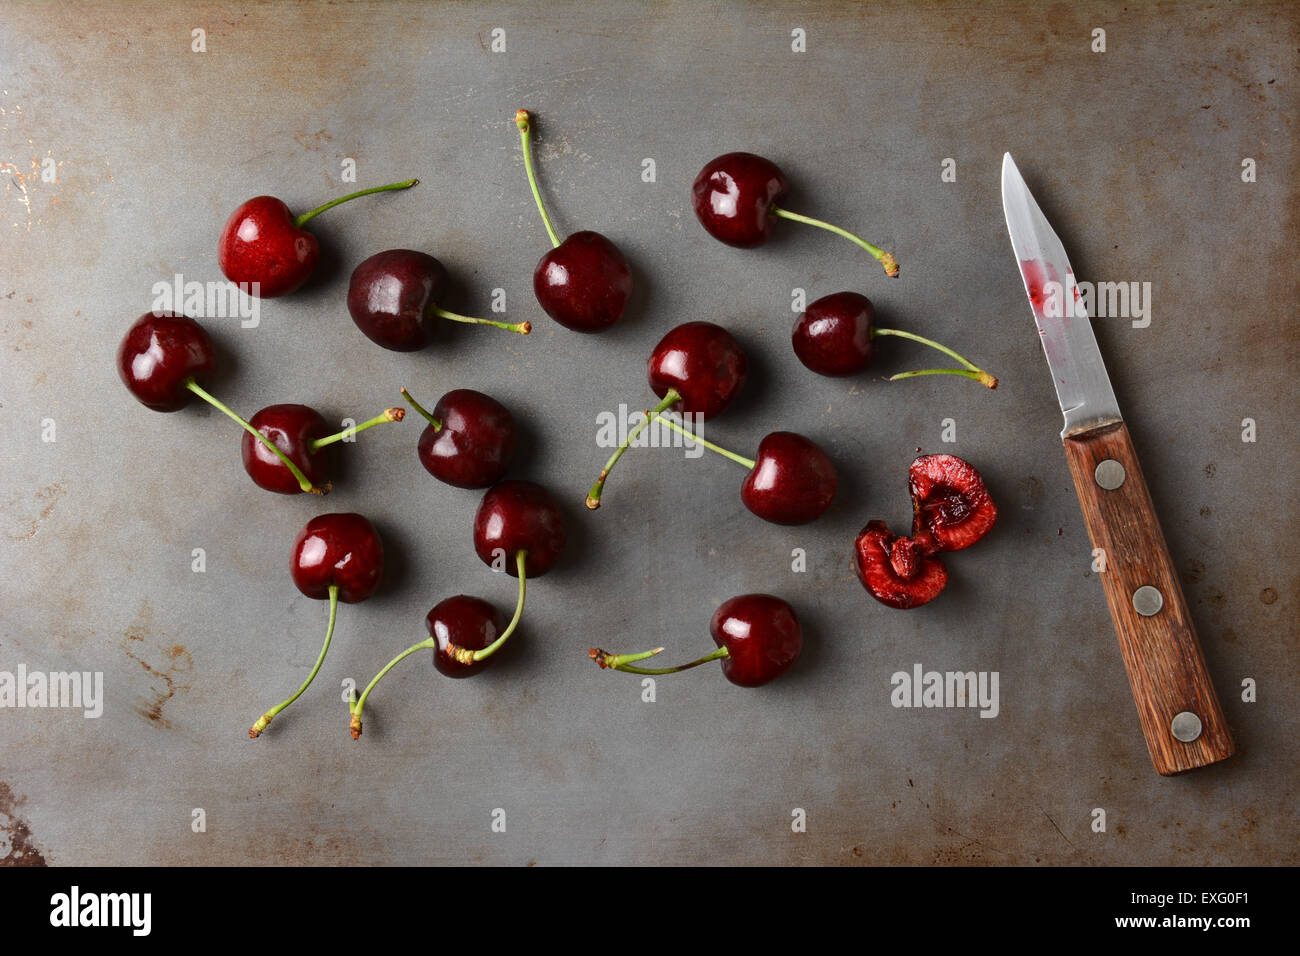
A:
[347,249,529,351]
[473,479,567,578]
[240,402,404,495]
[793,291,997,387]
[428,596,503,678]
[741,432,838,525]
[647,322,748,420]
[587,321,748,509]
[117,312,216,411]
[402,387,516,489]
[250,513,385,737]
[692,152,898,276]
[218,179,417,299]
[591,593,802,688]
[515,110,633,332]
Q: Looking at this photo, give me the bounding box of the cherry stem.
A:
[651,414,755,469]
[292,179,419,228]
[400,387,441,430]
[589,644,730,675]
[348,637,434,740]
[347,552,528,739]
[432,306,531,335]
[515,109,562,249]
[451,550,527,664]
[310,407,405,450]
[770,205,898,277]
[184,378,325,494]
[871,328,998,389]
[250,585,338,738]
[586,389,681,510]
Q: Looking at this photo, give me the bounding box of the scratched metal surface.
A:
[0,0,1295,867]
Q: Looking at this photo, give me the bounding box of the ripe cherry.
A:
[515,110,633,332]
[241,402,404,495]
[218,179,417,298]
[250,513,384,737]
[587,321,748,509]
[473,480,567,579]
[692,152,898,277]
[401,387,515,489]
[591,593,802,688]
[792,292,997,387]
[347,249,529,351]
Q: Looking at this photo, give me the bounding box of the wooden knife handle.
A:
[1063,421,1234,775]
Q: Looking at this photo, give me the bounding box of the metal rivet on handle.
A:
[1171,711,1203,743]
[1094,459,1126,490]
[1132,585,1164,616]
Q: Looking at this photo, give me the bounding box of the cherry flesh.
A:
[591,593,802,688]
[428,595,503,678]
[218,180,417,299]
[692,152,898,276]
[403,387,516,489]
[909,454,998,551]
[740,431,838,525]
[473,479,567,578]
[117,312,217,412]
[793,292,997,388]
[854,521,949,609]
[516,110,633,333]
[348,249,529,350]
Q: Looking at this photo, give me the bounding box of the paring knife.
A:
[1001,153,1234,776]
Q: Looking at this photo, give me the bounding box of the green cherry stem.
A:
[871,328,998,389]
[400,387,442,430]
[589,644,730,675]
[292,179,419,228]
[770,205,899,277]
[448,550,527,664]
[250,585,338,737]
[309,407,405,451]
[348,550,529,740]
[651,414,755,469]
[183,378,324,494]
[515,109,562,249]
[433,305,531,335]
[586,389,681,510]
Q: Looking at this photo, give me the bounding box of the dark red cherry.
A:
[348,249,448,351]
[711,594,802,687]
[242,404,332,495]
[740,432,838,525]
[647,321,748,420]
[417,389,516,489]
[792,291,877,376]
[909,454,997,551]
[427,595,503,678]
[291,513,384,603]
[218,197,320,299]
[691,152,789,249]
[534,231,632,333]
[473,480,567,578]
[853,521,948,609]
[117,312,217,412]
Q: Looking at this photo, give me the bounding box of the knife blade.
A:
[1001,153,1234,775]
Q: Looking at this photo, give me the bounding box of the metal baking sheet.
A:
[0,0,1295,865]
